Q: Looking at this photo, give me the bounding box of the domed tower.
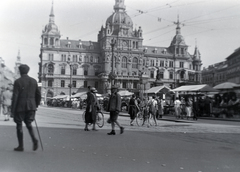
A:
[193,40,202,83]
[14,50,21,78]
[169,16,188,57]
[41,2,61,48]
[98,0,143,69]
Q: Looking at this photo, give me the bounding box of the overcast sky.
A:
[0,0,240,80]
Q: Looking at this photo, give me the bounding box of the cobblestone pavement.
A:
[1,106,239,134]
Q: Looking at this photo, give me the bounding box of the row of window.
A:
[48,54,99,63]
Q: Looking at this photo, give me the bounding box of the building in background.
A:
[39,0,202,101]
[202,61,228,87]
[202,47,240,87]
[226,47,240,84]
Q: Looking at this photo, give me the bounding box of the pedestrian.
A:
[11,64,41,151]
[90,87,100,131]
[185,97,192,119]
[84,86,93,131]
[156,97,163,119]
[2,87,12,121]
[107,85,124,135]
[174,97,181,118]
[148,95,158,126]
[128,94,140,126]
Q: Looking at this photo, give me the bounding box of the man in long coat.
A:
[11,64,41,151]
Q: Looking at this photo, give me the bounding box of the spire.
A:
[114,0,126,12]
[49,1,55,24]
[194,39,201,60]
[174,15,181,35]
[17,49,21,62]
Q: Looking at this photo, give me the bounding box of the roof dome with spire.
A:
[170,16,186,46]
[106,0,133,35]
[42,2,60,35]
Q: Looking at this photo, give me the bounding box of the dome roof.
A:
[43,23,59,34]
[106,11,133,28]
[170,34,186,46]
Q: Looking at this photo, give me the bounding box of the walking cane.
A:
[34,119,44,151]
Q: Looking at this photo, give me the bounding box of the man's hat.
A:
[90,87,97,93]
[19,64,30,75]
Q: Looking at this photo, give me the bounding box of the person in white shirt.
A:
[174,97,181,118]
[148,95,158,126]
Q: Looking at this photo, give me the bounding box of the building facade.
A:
[226,47,240,84]
[39,0,202,101]
[202,61,228,87]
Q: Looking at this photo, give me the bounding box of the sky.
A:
[0,0,240,81]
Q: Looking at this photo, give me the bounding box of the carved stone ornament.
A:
[108,72,117,80]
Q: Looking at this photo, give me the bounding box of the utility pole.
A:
[110,39,116,87]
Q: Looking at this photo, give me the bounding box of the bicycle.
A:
[82,110,104,128]
[136,106,154,127]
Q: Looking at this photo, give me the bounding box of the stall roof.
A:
[72,92,86,98]
[146,85,173,94]
[173,84,218,92]
[51,95,69,99]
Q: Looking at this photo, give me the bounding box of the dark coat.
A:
[11,74,41,113]
[107,92,121,112]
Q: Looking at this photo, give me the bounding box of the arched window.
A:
[48,64,54,74]
[132,57,138,69]
[121,57,127,68]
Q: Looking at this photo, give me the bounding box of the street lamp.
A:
[109,39,117,87]
[67,57,72,107]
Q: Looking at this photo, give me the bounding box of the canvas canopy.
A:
[71,92,87,98]
[213,82,238,90]
[173,84,218,92]
[51,95,69,99]
[118,90,134,97]
[146,85,173,94]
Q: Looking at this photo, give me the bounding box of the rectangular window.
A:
[181,48,184,54]
[61,54,66,62]
[150,71,154,78]
[143,59,146,66]
[133,82,137,89]
[84,70,88,76]
[73,69,77,75]
[160,60,164,67]
[73,55,78,62]
[159,71,164,79]
[72,81,76,88]
[123,82,127,88]
[61,80,65,87]
[150,60,154,66]
[49,54,53,61]
[84,81,88,88]
[169,61,173,68]
[169,72,173,79]
[48,80,53,87]
[61,67,65,75]
[180,62,184,68]
[176,48,179,54]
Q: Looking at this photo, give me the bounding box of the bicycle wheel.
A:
[96,111,104,128]
[136,111,144,126]
[82,111,86,122]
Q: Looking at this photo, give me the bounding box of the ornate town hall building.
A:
[39,0,202,99]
